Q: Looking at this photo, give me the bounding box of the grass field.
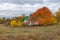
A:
[0,24,60,40]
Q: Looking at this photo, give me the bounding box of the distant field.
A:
[0,24,60,40]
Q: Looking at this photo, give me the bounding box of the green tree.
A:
[1,17,5,23]
[55,8,60,24]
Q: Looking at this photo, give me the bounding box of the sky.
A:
[0,0,60,17]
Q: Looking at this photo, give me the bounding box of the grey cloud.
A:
[0,10,32,17]
[0,0,59,17]
[0,0,59,5]
[0,0,43,4]
[0,0,59,4]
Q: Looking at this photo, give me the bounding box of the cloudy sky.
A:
[0,0,60,17]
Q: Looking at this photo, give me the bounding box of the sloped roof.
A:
[24,17,30,20]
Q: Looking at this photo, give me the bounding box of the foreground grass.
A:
[0,24,60,40]
[0,24,60,34]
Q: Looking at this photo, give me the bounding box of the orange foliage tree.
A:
[30,7,57,25]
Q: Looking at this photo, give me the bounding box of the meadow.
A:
[0,24,60,40]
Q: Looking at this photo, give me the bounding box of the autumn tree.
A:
[30,7,57,25]
[1,17,6,24]
[55,8,60,24]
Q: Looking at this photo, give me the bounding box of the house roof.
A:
[24,17,30,20]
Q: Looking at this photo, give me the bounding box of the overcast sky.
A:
[0,0,60,17]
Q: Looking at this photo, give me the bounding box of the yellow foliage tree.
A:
[50,17,57,24]
[9,19,23,27]
[10,20,17,27]
[56,8,60,24]
[17,21,23,27]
